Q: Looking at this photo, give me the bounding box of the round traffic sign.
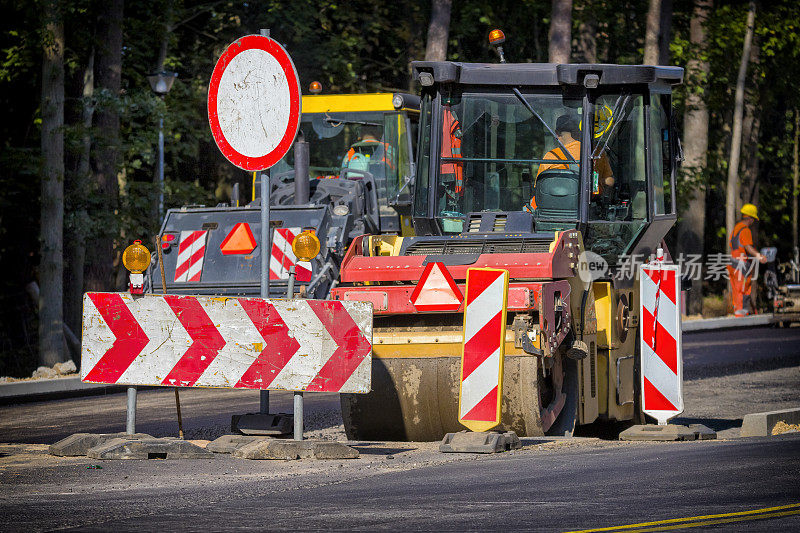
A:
[208,35,301,171]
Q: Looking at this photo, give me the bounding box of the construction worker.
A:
[727,203,768,316]
[342,127,393,171]
[441,102,463,194]
[531,115,613,210]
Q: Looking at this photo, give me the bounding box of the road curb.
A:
[740,408,800,437]
[682,314,778,333]
[0,376,121,404]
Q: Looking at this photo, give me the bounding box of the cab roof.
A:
[301,92,419,114]
[411,61,684,89]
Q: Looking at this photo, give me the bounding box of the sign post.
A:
[207,31,302,426]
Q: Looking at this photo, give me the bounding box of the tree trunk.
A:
[739,35,761,210]
[548,0,573,64]
[39,0,66,367]
[794,109,799,254]
[676,0,712,316]
[725,1,756,241]
[576,0,597,63]
[643,0,662,65]
[86,0,123,291]
[424,0,452,62]
[64,49,93,338]
[658,0,673,65]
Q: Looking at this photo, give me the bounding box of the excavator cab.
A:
[412,62,682,271]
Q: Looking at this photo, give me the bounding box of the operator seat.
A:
[532,169,580,231]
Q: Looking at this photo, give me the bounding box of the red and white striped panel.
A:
[80,293,373,393]
[271,227,313,282]
[640,262,684,425]
[458,268,509,432]
[174,230,208,282]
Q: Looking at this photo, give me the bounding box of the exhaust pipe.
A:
[294,139,310,205]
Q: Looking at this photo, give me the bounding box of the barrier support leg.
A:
[126,386,137,435]
[294,391,303,441]
[259,391,269,415]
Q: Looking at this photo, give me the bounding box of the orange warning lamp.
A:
[309,81,322,94]
[122,240,151,274]
[123,240,150,295]
[488,29,506,46]
[220,223,257,255]
[292,230,320,262]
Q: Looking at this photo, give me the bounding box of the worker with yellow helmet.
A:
[727,203,767,316]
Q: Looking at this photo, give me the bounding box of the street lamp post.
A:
[147,70,178,219]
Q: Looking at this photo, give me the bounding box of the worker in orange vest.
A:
[342,128,394,171]
[441,102,463,194]
[530,115,613,210]
[727,203,767,316]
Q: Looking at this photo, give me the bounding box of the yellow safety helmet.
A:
[741,203,759,220]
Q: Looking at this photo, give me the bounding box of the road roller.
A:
[331,57,684,441]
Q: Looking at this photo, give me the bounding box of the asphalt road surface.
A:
[0,434,798,531]
[1,325,799,531]
[682,325,800,379]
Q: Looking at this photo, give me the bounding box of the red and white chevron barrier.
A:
[458,268,509,432]
[174,230,208,282]
[640,261,683,425]
[80,293,372,393]
[271,227,312,282]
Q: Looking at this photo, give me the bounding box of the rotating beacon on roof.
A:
[331,31,685,440]
[150,88,420,298]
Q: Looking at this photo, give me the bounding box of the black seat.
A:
[533,169,579,231]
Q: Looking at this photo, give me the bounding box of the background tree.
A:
[85,0,123,291]
[676,0,712,316]
[425,0,452,61]
[643,0,662,65]
[548,0,572,63]
[725,1,756,239]
[39,0,65,366]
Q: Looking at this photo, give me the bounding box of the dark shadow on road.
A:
[348,444,417,456]
[672,417,742,432]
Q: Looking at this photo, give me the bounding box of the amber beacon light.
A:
[123,240,151,294]
[292,230,321,262]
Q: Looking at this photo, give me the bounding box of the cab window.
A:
[584,93,647,265]
[650,94,674,215]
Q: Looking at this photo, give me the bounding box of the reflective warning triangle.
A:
[409,262,463,311]
[220,223,257,255]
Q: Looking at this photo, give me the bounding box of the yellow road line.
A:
[626,509,800,532]
[565,502,800,533]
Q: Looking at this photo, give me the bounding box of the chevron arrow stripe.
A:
[235,298,301,389]
[306,300,373,392]
[83,293,149,383]
[161,295,226,387]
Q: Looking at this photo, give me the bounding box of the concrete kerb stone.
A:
[439,431,523,453]
[619,424,717,441]
[231,439,360,460]
[49,432,153,457]
[86,437,214,460]
[207,434,272,454]
[740,408,800,437]
[682,314,777,333]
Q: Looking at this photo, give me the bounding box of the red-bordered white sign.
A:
[208,35,301,171]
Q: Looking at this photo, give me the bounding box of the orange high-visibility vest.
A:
[344,140,394,169]
[441,108,463,193]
